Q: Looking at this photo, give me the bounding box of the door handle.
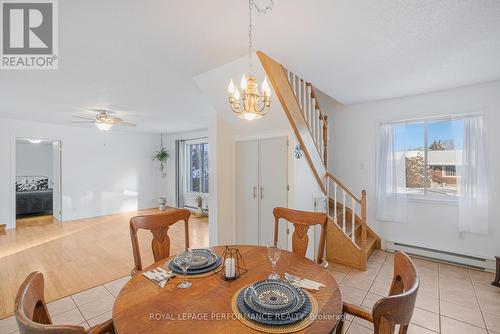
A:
[260,187,264,199]
[253,186,257,199]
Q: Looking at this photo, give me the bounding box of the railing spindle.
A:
[351,197,356,242]
[361,190,367,254]
[319,114,323,157]
[333,183,337,222]
[294,76,300,104]
[301,80,306,113]
[316,109,321,148]
[323,115,328,166]
[342,190,346,233]
[306,84,312,127]
[309,97,315,132]
[297,79,303,111]
[312,103,317,144]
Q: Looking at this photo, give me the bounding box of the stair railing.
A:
[284,67,366,253]
[285,69,328,167]
[257,51,376,267]
[326,172,367,254]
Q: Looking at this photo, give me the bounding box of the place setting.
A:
[230,242,324,333]
[143,248,223,288]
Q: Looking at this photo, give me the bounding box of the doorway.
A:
[175,137,209,215]
[15,138,62,226]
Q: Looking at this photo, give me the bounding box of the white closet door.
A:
[235,140,259,245]
[259,137,288,248]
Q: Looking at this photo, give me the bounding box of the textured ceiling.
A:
[1,0,499,132]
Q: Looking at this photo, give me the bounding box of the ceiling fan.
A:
[72,108,136,131]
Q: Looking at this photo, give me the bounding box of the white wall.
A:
[208,113,236,246]
[160,129,209,209]
[16,142,53,184]
[0,117,162,228]
[328,80,500,259]
[289,134,325,259]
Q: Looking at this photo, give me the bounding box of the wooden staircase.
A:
[258,51,380,270]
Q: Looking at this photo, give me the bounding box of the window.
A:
[394,118,464,197]
[186,142,209,193]
[444,166,456,176]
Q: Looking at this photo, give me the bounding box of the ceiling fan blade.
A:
[111,116,124,122]
[72,115,95,121]
[115,121,136,127]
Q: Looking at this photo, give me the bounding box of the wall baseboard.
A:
[385,240,496,272]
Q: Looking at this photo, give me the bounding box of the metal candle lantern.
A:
[218,246,247,281]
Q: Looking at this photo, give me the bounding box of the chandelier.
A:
[228,0,273,120]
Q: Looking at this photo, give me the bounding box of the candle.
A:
[224,258,235,279]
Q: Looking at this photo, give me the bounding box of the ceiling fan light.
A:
[95,122,112,131]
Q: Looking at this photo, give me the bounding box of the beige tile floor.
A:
[329,250,500,334]
[0,275,130,334]
[1,250,499,334]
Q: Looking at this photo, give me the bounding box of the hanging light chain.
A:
[253,0,274,13]
[248,0,253,73]
[247,0,273,74]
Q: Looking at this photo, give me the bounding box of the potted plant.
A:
[153,147,169,178]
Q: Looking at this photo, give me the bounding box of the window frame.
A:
[390,116,464,203]
[185,139,209,194]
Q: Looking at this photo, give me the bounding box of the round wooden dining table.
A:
[112,245,342,334]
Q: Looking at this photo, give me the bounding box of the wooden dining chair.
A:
[130,208,190,274]
[273,207,328,264]
[336,252,420,334]
[15,272,115,334]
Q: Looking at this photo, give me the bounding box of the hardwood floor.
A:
[15,215,56,226]
[0,208,208,319]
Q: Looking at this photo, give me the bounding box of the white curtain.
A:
[176,140,186,208]
[375,123,408,223]
[458,117,489,234]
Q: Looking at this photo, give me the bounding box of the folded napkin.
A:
[285,272,325,291]
[142,267,175,288]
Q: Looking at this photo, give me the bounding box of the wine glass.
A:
[176,249,193,288]
[267,242,281,280]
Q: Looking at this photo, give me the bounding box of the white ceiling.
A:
[1,0,499,133]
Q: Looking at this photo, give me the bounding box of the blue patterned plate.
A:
[237,287,311,325]
[168,255,222,275]
[247,280,297,310]
[173,249,217,269]
[243,281,306,316]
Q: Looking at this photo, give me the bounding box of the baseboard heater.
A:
[385,241,496,272]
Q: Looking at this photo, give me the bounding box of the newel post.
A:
[323,115,328,167]
[361,190,367,254]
